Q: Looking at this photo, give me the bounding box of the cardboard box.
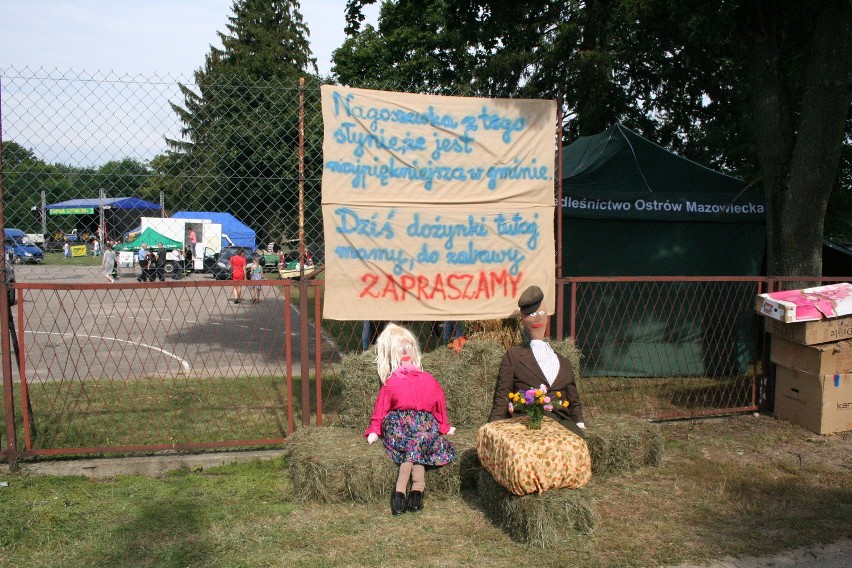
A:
[762,315,852,345]
[756,282,852,323]
[774,366,852,435]
[770,336,852,375]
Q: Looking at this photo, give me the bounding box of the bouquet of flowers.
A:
[507,384,569,430]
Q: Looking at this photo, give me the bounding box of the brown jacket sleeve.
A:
[488,350,517,422]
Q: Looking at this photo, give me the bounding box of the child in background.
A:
[250,255,263,303]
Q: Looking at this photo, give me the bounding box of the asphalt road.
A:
[5,265,341,382]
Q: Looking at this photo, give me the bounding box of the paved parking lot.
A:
[6,265,340,382]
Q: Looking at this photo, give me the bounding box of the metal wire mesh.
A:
[563,278,765,419]
[0,67,810,461]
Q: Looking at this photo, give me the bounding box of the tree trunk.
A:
[749,1,852,279]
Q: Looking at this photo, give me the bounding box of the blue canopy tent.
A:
[171,211,256,249]
[35,197,162,243]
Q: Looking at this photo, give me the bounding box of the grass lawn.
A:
[14,375,306,451]
[1,415,850,567]
[41,251,100,266]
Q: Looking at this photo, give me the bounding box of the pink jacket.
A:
[365,365,453,437]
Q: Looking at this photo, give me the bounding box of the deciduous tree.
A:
[338,0,852,276]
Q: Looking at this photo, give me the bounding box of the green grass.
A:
[11,366,757,455]
[41,252,100,266]
[1,416,850,567]
[15,375,327,451]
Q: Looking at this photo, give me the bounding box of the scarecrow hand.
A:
[447,427,456,436]
[367,433,379,444]
[576,422,586,430]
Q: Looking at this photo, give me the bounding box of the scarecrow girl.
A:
[365,323,456,515]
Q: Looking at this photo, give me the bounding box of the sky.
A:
[0,0,379,165]
[1,0,378,77]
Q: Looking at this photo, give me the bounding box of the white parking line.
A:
[24,330,191,372]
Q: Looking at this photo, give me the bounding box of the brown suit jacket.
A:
[488,345,584,425]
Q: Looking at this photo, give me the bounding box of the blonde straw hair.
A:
[374,323,422,384]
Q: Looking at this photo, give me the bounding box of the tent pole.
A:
[555,94,565,339]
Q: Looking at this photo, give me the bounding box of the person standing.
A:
[249,255,263,303]
[93,238,101,257]
[137,243,149,281]
[362,320,388,352]
[101,244,116,284]
[155,242,167,282]
[229,248,247,304]
[172,248,184,280]
[63,241,71,258]
[184,244,194,274]
[143,249,157,282]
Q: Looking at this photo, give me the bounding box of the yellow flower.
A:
[562,400,569,407]
[534,389,542,396]
[556,391,562,397]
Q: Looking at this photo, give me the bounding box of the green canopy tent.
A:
[114,228,182,251]
[560,124,766,377]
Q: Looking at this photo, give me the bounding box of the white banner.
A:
[321,86,556,320]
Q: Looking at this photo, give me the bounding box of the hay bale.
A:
[549,337,583,378]
[334,351,381,430]
[465,318,521,348]
[456,445,483,490]
[287,426,395,503]
[333,339,506,430]
[332,337,582,431]
[477,470,596,546]
[425,339,506,428]
[585,415,664,476]
[287,427,479,503]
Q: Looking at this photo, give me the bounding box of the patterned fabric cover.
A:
[476,416,592,496]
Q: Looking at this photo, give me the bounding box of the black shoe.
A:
[407,490,423,513]
[391,491,407,515]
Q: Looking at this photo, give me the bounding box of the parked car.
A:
[205,246,264,280]
[261,240,318,274]
[4,228,44,264]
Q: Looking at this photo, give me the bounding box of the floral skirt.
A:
[381,410,456,466]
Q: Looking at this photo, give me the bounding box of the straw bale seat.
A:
[286,338,663,542]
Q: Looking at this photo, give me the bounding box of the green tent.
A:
[560,124,766,377]
[114,228,182,251]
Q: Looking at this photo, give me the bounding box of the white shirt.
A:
[530,339,560,386]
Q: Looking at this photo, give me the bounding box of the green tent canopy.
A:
[560,124,766,378]
[114,228,182,251]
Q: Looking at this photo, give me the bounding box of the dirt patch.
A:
[658,413,852,472]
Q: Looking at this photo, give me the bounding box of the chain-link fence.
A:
[0,67,803,464]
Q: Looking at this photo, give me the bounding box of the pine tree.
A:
[165,0,321,245]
